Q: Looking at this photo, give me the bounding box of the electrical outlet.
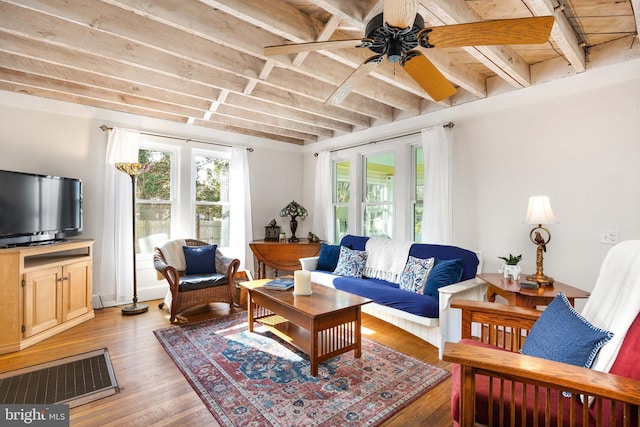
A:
[600,229,619,244]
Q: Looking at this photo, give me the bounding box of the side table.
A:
[478,273,590,309]
[249,240,321,278]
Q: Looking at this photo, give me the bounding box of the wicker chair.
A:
[153,239,240,322]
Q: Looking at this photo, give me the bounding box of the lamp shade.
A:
[524,195,557,225]
[280,200,308,218]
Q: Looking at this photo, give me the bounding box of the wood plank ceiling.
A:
[0,0,638,145]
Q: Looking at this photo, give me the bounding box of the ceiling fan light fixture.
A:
[387,38,403,62]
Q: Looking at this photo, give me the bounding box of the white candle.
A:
[294,270,312,295]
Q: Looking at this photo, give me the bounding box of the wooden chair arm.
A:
[451,299,542,320]
[443,342,640,405]
[451,300,541,347]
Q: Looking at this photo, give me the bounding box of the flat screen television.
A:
[0,169,83,247]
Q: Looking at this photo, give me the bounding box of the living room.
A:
[1,1,640,425]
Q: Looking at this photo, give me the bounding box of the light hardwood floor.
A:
[0,300,454,426]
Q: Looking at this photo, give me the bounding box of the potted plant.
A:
[498,253,522,280]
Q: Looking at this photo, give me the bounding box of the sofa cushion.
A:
[521,293,614,368]
[178,273,227,292]
[333,246,368,278]
[339,235,369,251]
[183,245,217,275]
[409,244,479,281]
[317,243,341,272]
[424,258,464,297]
[333,276,440,318]
[398,256,435,294]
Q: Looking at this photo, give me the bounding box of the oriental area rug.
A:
[154,312,450,426]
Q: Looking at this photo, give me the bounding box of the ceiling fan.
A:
[264,0,554,104]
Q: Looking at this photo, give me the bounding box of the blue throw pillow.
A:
[183,245,217,275]
[333,246,368,278]
[399,256,435,294]
[317,243,341,272]
[521,293,613,368]
[424,258,464,297]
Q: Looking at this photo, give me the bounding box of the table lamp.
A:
[115,162,152,314]
[279,200,307,242]
[523,195,557,285]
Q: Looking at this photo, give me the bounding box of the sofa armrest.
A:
[437,277,487,359]
[300,256,319,271]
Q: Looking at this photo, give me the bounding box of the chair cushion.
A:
[183,244,217,275]
[398,256,434,294]
[521,292,614,369]
[593,313,640,424]
[423,258,464,297]
[451,339,591,426]
[179,273,227,292]
[316,243,341,272]
[333,246,368,278]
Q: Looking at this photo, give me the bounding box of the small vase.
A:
[499,264,521,280]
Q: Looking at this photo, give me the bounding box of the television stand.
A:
[0,239,94,354]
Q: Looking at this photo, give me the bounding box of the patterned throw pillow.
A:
[399,256,435,294]
[521,293,614,369]
[333,246,368,278]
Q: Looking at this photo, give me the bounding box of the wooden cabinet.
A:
[0,240,94,354]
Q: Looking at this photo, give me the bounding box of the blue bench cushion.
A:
[333,276,439,318]
[179,273,227,292]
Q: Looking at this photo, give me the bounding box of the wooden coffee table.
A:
[240,279,371,376]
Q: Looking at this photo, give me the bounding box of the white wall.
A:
[0,92,302,305]
[454,78,640,301]
[2,58,639,308]
[301,59,640,307]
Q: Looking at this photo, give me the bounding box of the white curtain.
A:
[96,128,140,304]
[229,146,253,269]
[312,151,332,242]
[421,125,453,244]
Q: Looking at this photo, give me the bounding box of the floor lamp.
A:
[115,162,152,315]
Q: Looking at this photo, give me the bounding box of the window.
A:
[363,153,395,238]
[194,152,230,246]
[136,148,173,254]
[413,146,424,242]
[333,160,350,242]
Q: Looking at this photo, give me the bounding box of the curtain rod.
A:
[99,125,253,152]
[316,121,454,156]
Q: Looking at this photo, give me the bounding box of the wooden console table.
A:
[249,240,321,278]
[478,273,590,309]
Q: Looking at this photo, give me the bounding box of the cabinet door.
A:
[23,267,63,337]
[63,260,91,321]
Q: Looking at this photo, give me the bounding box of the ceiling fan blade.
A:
[422,16,554,48]
[264,39,369,56]
[326,56,382,106]
[383,0,419,28]
[403,52,456,102]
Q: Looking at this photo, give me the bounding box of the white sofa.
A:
[300,237,485,359]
